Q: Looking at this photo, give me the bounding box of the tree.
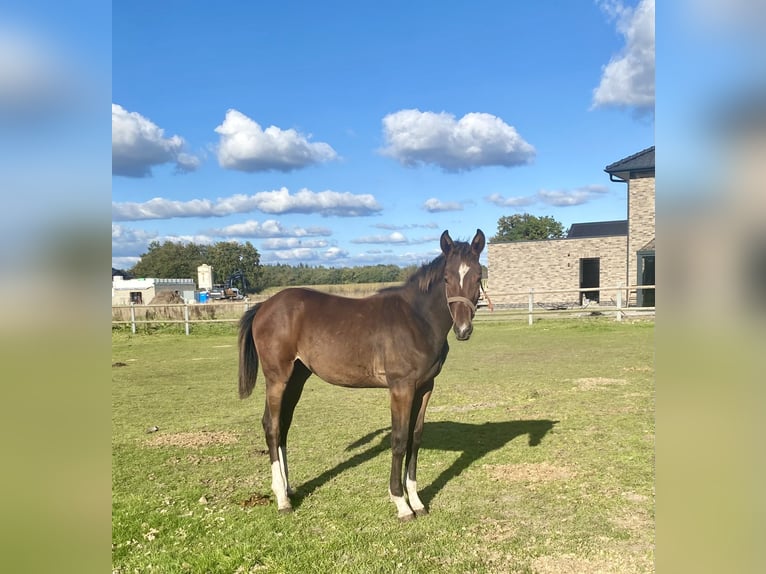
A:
[130,241,206,279]
[491,213,565,242]
[206,241,261,292]
[129,240,262,293]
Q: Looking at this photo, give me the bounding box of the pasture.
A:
[112,318,654,573]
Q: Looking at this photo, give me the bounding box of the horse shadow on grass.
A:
[291,419,557,509]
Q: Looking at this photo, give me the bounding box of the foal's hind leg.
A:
[262,399,291,513]
[261,360,302,513]
[279,361,310,496]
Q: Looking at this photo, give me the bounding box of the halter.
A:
[446,295,477,316]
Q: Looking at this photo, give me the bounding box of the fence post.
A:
[184,303,190,336]
[528,288,534,325]
[130,303,136,334]
[616,285,623,322]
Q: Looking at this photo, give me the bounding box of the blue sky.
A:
[112,0,655,270]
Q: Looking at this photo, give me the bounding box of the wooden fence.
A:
[112,284,654,335]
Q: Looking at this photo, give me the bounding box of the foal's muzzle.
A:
[447,296,476,341]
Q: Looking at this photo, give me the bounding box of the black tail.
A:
[238,303,262,399]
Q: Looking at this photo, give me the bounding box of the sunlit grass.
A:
[112,318,653,573]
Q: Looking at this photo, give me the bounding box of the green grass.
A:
[113,318,654,573]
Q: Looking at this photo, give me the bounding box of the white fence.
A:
[481,284,655,325]
[111,285,655,335]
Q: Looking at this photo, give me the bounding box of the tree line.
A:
[113,213,564,293]
[114,239,417,293]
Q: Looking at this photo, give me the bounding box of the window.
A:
[637,253,655,307]
[580,258,600,304]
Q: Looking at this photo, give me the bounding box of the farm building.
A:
[488,146,655,307]
[112,276,196,305]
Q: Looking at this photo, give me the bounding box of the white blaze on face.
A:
[458,263,470,288]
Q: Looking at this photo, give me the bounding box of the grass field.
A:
[112,318,654,573]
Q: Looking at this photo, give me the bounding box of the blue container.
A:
[199,292,208,303]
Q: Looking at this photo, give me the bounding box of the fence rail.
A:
[484,284,655,325]
[112,284,654,335]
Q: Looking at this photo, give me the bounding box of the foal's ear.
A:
[440,230,454,254]
[471,229,486,255]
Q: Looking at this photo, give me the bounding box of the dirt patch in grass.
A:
[622,365,653,373]
[166,454,229,465]
[469,517,519,542]
[145,431,238,448]
[611,491,653,534]
[530,551,650,574]
[240,493,271,508]
[484,462,576,483]
[572,377,627,391]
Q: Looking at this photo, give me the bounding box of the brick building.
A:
[487,146,655,307]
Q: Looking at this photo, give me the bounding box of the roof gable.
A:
[567,220,628,238]
[604,146,655,177]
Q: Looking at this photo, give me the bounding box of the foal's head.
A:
[440,229,486,341]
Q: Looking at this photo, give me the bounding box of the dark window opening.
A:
[580,258,600,304]
[637,253,655,307]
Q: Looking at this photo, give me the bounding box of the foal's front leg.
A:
[389,386,416,521]
[405,379,434,517]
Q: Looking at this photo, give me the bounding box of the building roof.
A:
[112,277,195,290]
[112,277,155,291]
[567,220,628,238]
[604,146,655,181]
[638,238,655,252]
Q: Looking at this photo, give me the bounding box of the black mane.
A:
[379,240,475,295]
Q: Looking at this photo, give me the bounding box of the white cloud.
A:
[345,249,441,267]
[112,187,382,221]
[262,246,349,263]
[592,0,655,113]
[261,237,330,250]
[423,198,465,212]
[210,219,332,239]
[111,223,158,257]
[113,197,215,221]
[485,193,537,208]
[160,233,217,245]
[373,222,439,230]
[249,187,382,217]
[321,247,349,261]
[215,109,338,172]
[538,185,609,206]
[352,232,409,244]
[259,245,442,267]
[380,109,535,172]
[486,185,609,208]
[112,256,140,271]
[112,104,200,177]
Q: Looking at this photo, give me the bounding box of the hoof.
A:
[414,507,429,517]
[398,512,416,523]
[278,506,294,515]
